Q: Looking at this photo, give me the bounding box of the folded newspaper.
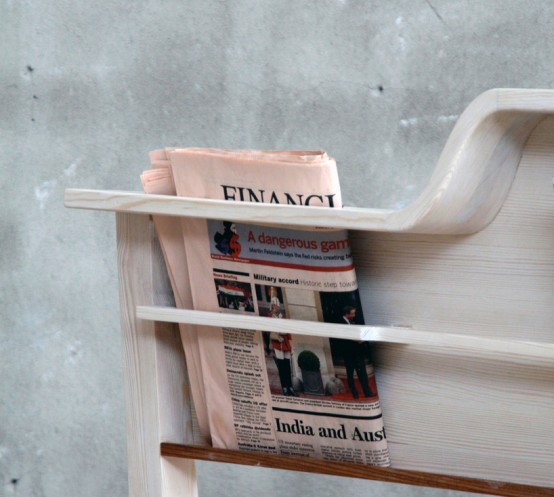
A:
[142,149,390,466]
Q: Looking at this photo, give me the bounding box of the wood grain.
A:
[160,444,554,497]
[136,306,554,364]
[350,116,554,485]
[116,213,197,497]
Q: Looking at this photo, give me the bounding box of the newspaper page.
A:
[165,148,390,466]
[140,160,210,443]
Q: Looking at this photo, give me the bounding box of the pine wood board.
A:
[160,444,554,497]
[136,306,554,364]
[116,213,197,497]
[350,116,554,486]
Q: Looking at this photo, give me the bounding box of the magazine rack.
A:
[65,89,554,497]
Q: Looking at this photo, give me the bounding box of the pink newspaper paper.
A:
[150,148,390,466]
[140,160,210,443]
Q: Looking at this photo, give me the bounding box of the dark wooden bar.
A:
[161,443,554,497]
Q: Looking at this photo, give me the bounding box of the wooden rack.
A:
[65,89,554,497]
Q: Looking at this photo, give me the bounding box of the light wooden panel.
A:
[136,306,554,364]
[349,116,554,486]
[161,444,554,497]
[116,213,197,497]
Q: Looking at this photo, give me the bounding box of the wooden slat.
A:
[136,306,554,363]
[117,214,198,497]
[65,188,392,230]
[160,444,554,497]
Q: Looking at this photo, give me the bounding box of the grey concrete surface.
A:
[0,1,551,496]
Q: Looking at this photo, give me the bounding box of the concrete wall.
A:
[1,1,551,496]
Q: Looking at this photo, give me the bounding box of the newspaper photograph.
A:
[205,220,390,466]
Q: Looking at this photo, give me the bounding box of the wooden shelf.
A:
[64,188,393,231]
[137,306,554,364]
[160,444,554,497]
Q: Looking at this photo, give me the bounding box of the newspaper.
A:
[141,160,210,443]
[144,148,390,466]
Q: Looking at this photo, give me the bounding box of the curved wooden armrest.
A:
[390,88,554,234]
[65,89,554,234]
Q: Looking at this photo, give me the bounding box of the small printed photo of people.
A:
[257,284,377,402]
[256,285,286,319]
[256,284,296,397]
[319,289,378,401]
[213,278,254,312]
